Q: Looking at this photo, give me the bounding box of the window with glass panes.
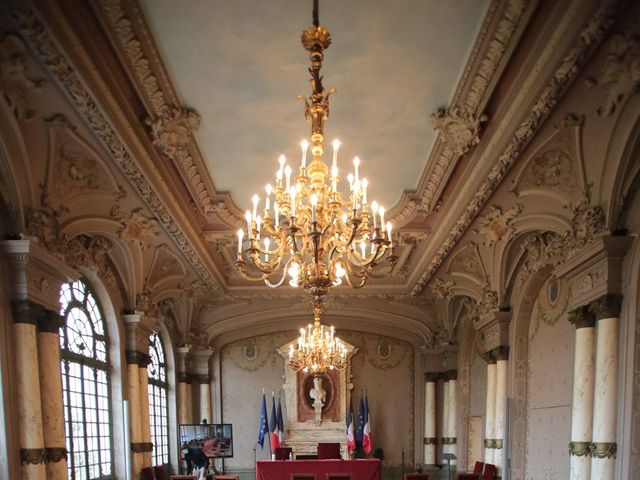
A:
[59,279,113,480]
[148,332,169,465]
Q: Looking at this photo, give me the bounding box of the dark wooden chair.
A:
[275,447,293,460]
[154,465,166,480]
[141,467,154,480]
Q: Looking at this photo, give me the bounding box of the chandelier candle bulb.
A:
[386,222,393,246]
[331,166,338,192]
[379,206,385,229]
[285,165,292,192]
[300,140,309,168]
[311,194,318,223]
[252,194,259,220]
[264,237,270,261]
[371,201,378,228]
[353,156,360,181]
[290,186,297,217]
[332,139,340,169]
[256,216,262,239]
[265,184,272,211]
[237,229,243,253]
[362,178,368,205]
[245,211,252,240]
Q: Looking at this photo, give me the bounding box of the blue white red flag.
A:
[257,392,269,448]
[346,397,356,454]
[277,395,285,445]
[269,393,280,452]
[356,394,365,447]
[363,393,372,454]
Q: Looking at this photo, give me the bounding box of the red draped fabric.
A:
[256,459,381,480]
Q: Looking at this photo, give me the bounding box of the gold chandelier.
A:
[288,305,347,374]
[235,0,397,306]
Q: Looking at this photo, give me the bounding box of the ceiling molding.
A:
[410,0,622,295]
[9,2,224,295]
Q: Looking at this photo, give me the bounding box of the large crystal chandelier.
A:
[288,305,347,374]
[235,0,397,305]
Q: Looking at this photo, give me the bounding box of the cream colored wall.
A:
[525,276,574,479]
[220,330,415,469]
[469,348,486,418]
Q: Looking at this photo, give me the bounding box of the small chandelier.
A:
[235,0,397,305]
[288,305,347,374]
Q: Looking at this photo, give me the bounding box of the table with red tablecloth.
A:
[256,459,381,480]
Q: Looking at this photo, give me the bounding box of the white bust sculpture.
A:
[309,375,326,424]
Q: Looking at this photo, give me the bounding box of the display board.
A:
[179,424,234,458]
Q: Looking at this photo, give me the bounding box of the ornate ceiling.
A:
[3,0,636,352]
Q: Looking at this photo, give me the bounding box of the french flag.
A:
[269,393,280,452]
[277,395,285,446]
[362,393,372,454]
[346,397,356,454]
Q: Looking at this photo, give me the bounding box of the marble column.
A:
[568,306,596,480]
[12,300,47,480]
[493,347,509,475]
[125,350,143,476]
[176,346,192,425]
[191,348,214,423]
[446,370,458,465]
[423,373,438,465]
[37,310,68,480]
[442,378,450,459]
[484,353,497,465]
[139,354,152,468]
[590,294,622,480]
[197,375,212,424]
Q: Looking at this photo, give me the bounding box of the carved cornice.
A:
[10,6,223,296]
[590,293,623,320]
[568,305,596,329]
[20,448,46,465]
[130,442,154,453]
[410,2,620,295]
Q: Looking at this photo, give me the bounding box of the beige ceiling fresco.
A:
[139,0,490,210]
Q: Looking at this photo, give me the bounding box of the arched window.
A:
[148,332,169,465]
[59,279,113,480]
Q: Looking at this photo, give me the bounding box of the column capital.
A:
[443,369,458,381]
[568,304,596,329]
[122,313,153,354]
[190,347,214,376]
[424,372,440,383]
[10,298,44,325]
[589,293,622,320]
[175,344,192,376]
[193,374,211,384]
[554,235,632,310]
[1,239,77,310]
[476,310,511,352]
[125,350,152,367]
[481,351,497,365]
[489,345,510,361]
[37,309,65,333]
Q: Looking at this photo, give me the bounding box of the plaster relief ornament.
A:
[430,277,455,300]
[431,107,487,158]
[0,34,44,121]
[586,31,640,117]
[111,205,159,250]
[147,244,187,288]
[147,107,201,156]
[475,204,523,247]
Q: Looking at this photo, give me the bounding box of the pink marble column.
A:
[590,294,622,480]
[568,306,596,480]
[37,310,68,480]
[483,353,497,466]
[139,355,152,468]
[12,300,47,480]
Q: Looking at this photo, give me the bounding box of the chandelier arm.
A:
[342,268,367,289]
